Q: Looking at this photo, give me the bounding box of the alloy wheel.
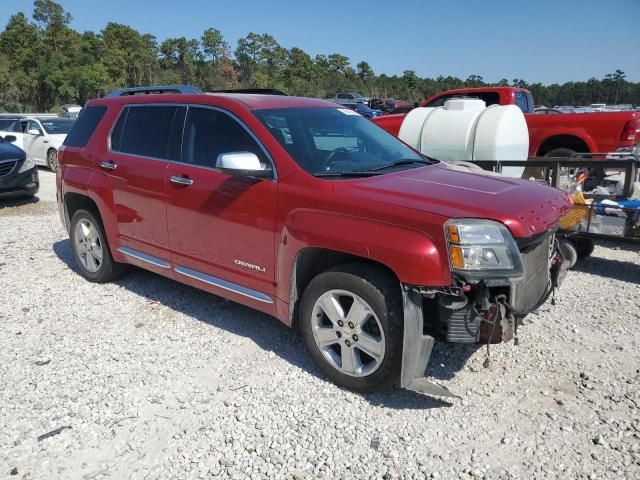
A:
[311,289,385,377]
[73,218,103,273]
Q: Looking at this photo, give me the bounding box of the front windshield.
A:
[39,118,76,134]
[253,107,428,176]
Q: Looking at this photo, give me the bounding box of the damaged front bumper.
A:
[400,232,570,398]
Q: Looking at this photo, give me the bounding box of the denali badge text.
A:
[234,259,266,273]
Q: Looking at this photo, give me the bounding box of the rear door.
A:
[100,104,185,267]
[165,105,278,305]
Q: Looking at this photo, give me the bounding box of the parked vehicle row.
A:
[56,85,572,397]
[337,102,383,118]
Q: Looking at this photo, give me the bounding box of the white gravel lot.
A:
[1,170,639,480]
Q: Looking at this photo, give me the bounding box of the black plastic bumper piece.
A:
[0,166,39,199]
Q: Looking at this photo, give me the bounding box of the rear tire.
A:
[70,209,123,283]
[299,263,403,393]
[544,147,577,159]
[47,149,58,172]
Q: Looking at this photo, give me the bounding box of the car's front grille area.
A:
[512,235,553,313]
[0,159,18,177]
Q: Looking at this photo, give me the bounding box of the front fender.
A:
[275,210,452,305]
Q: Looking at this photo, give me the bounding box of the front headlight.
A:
[18,156,35,173]
[445,219,524,279]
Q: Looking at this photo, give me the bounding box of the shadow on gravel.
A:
[575,256,640,284]
[54,239,460,410]
[0,194,39,210]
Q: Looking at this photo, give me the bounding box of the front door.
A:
[165,106,278,305]
[101,105,185,265]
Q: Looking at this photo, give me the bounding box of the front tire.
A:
[70,209,123,283]
[299,263,403,393]
[47,149,58,172]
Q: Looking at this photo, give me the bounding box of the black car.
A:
[0,134,39,199]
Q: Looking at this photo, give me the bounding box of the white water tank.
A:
[398,98,529,177]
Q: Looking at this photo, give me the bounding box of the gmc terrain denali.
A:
[56,85,572,397]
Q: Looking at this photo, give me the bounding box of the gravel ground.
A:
[1,170,639,480]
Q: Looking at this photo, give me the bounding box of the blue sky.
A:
[2,0,638,84]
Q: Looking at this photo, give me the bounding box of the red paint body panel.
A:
[57,93,573,327]
[373,87,640,156]
[165,163,278,299]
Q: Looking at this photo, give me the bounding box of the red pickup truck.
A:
[57,86,572,397]
[374,87,640,158]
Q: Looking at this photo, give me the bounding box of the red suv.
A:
[57,85,572,396]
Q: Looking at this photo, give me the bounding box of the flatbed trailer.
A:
[472,154,640,246]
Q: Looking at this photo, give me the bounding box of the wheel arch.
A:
[536,134,593,156]
[63,191,100,233]
[288,247,400,330]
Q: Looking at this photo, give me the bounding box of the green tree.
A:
[605,69,626,104]
[201,28,227,63]
[356,61,374,81]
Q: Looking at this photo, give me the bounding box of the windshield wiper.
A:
[368,158,433,172]
[312,171,384,178]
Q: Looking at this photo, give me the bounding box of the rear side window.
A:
[112,106,178,159]
[63,106,106,147]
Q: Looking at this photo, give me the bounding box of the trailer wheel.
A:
[558,239,578,269]
[572,237,595,260]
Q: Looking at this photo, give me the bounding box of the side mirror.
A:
[216,152,271,178]
[27,129,41,136]
[3,135,16,143]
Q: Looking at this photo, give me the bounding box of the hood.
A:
[0,140,25,161]
[334,163,573,238]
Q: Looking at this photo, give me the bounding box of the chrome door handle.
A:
[100,161,117,170]
[170,175,193,186]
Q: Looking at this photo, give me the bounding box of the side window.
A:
[27,120,42,135]
[425,94,454,108]
[515,92,529,113]
[63,106,107,147]
[0,120,21,132]
[115,106,178,159]
[476,92,500,106]
[181,107,268,168]
[110,107,128,151]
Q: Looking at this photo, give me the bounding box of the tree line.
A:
[1,0,638,113]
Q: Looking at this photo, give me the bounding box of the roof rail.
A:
[209,88,287,96]
[106,85,203,97]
